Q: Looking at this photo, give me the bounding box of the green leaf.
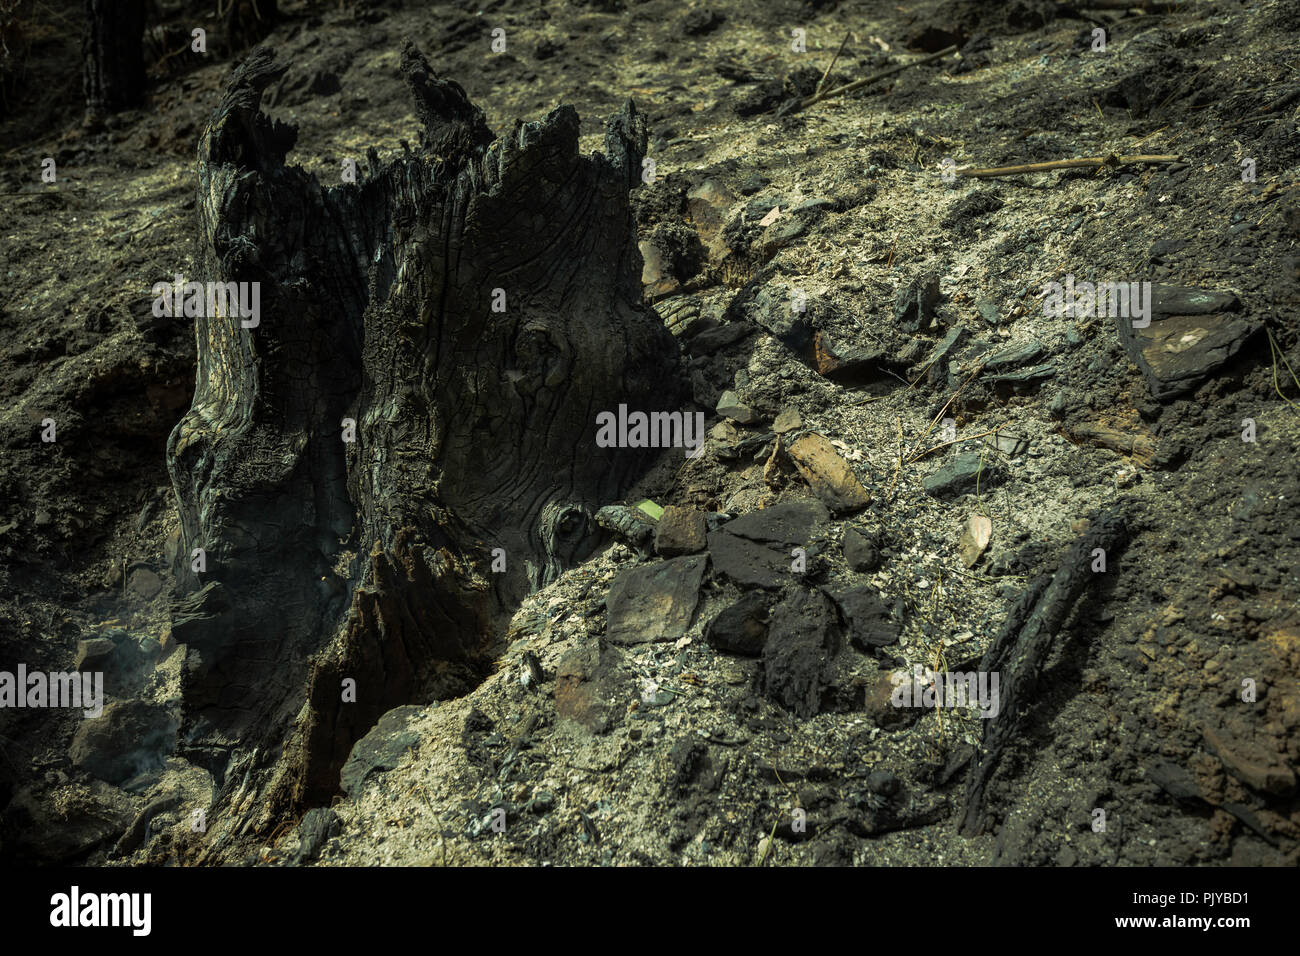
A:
[634,499,664,521]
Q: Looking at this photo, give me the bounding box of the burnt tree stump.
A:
[167,45,683,851]
[83,0,147,115]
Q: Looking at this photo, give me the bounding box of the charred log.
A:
[82,0,147,115]
[166,44,684,853]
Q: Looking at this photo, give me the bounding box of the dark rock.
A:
[741,285,813,353]
[69,700,177,785]
[842,526,881,572]
[738,173,769,195]
[907,24,966,53]
[735,79,785,117]
[941,191,1003,231]
[718,498,829,546]
[685,319,755,355]
[759,199,829,253]
[534,38,562,60]
[1115,306,1260,401]
[705,591,771,656]
[126,566,163,601]
[707,530,794,589]
[667,737,709,790]
[922,451,1005,497]
[292,807,341,863]
[1151,284,1240,316]
[894,272,942,331]
[923,324,968,373]
[715,389,757,423]
[985,364,1056,385]
[74,638,116,672]
[762,588,840,718]
[828,586,899,650]
[867,769,900,795]
[606,554,707,644]
[339,705,425,798]
[655,506,708,556]
[982,341,1044,373]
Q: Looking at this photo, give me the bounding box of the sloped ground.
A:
[1,0,1298,866]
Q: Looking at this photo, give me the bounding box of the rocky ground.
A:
[2,0,1299,866]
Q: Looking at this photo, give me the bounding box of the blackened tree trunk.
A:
[82,0,146,115]
[167,45,684,857]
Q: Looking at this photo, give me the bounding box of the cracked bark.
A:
[167,45,683,854]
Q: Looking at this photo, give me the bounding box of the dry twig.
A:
[956,154,1179,178]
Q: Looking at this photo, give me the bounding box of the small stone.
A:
[716,390,757,424]
[922,452,1005,498]
[706,530,794,589]
[655,506,708,556]
[893,271,942,331]
[958,514,993,568]
[786,433,870,513]
[1150,284,1240,316]
[639,240,679,298]
[986,429,1029,456]
[705,592,770,656]
[762,588,839,718]
[718,499,829,546]
[1116,308,1260,401]
[606,555,708,644]
[292,808,341,864]
[861,669,921,729]
[74,638,116,672]
[842,527,880,572]
[828,586,898,649]
[772,408,802,434]
[981,341,1044,374]
[709,420,739,444]
[127,567,163,601]
[679,7,724,36]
